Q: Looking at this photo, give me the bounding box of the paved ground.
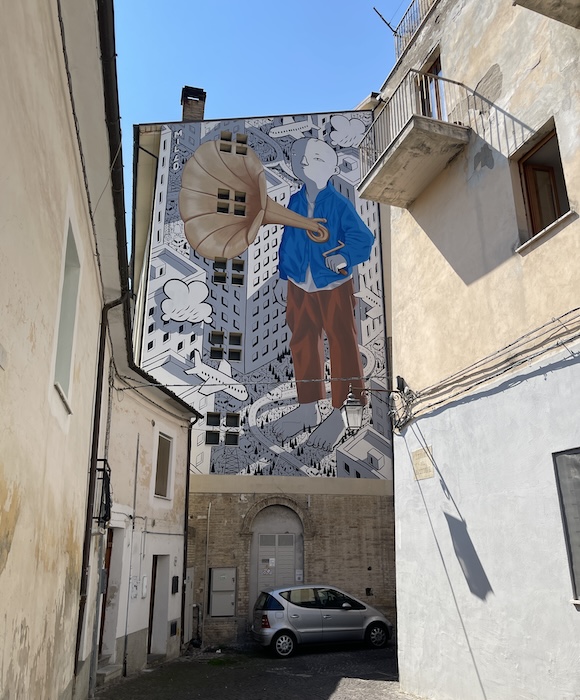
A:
[95,642,424,700]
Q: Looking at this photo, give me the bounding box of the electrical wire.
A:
[390,307,580,430]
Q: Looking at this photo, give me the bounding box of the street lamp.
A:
[340,385,364,432]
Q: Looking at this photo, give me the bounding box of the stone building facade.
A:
[358,1,580,698]
[186,478,396,647]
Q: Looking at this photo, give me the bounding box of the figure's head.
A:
[290,138,339,190]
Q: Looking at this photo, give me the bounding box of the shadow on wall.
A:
[406,424,495,603]
[444,513,494,601]
[408,93,535,286]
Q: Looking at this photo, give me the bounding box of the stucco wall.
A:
[381,0,580,392]
[0,1,110,698]
[101,383,191,670]
[394,345,580,700]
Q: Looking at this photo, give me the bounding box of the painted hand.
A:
[306,219,329,243]
[324,254,347,273]
[274,277,288,306]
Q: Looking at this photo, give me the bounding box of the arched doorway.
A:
[248,505,304,616]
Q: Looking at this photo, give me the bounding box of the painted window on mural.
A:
[138,112,391,478]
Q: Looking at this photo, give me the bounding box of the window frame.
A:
[154,432,173,499]
[53,222,81,410]
[553,448,580,601]
[516,128,571,243]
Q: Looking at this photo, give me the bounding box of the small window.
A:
[229,332,242,346]
[155,434,172,497]
[213,258,227,271]
[206,412,220,426]
[213,272,227,284]
[228,349,241,362]
[210,331,224,345]
[225,413,240,427]
[225,433,239,446]
[232,259,244,272]
[54,225,80,401]
[210,347,224,360]
[553,448,580,599]
[519,130,570,239]
[205,431,220,445]
[232,274,244,286]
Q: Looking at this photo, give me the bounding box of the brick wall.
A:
[186,490,396,647]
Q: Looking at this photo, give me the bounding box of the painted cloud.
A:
[161,279,213,324]
[329,115,366,148]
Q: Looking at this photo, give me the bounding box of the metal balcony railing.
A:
[394,0,438,58]
[359,69,535,185]
[359,70,477,182]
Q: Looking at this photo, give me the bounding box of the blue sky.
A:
[114,0,407,236]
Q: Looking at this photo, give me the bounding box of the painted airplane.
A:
[268,116,321,139]
[185,349,248,401]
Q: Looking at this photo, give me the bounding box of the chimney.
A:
[181,86,206,122]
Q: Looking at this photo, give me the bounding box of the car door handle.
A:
[290,614,300,618]
[323,615,332,619]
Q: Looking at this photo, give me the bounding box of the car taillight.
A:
[260,614,270,629]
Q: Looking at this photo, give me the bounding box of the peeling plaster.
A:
[0,463,22,576]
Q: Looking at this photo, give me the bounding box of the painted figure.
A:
[273,137,374,449]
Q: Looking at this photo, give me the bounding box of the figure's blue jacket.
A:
[278,183,375,289]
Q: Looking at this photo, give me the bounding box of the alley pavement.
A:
[95,641,424,700]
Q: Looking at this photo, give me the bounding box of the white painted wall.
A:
[394,345,580,700]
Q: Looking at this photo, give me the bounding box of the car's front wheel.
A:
[365,622,389,649]
[271,630,297,658]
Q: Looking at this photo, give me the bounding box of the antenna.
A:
[373,6,398,35]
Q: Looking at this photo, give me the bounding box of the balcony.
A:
[358,70,472,208]
[513,0,580,29]
[394,0,439,59]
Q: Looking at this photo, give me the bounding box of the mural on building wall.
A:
[140,112,391,478]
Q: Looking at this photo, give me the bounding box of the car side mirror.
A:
[341,602,352,610]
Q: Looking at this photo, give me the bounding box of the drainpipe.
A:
[200,501,212,647]
[75,295,126,674]
[181,416,199,647]
[122,434,141,677]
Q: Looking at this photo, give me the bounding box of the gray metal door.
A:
[258,534,295,590]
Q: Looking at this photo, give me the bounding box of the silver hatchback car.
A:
[251,585,393,658]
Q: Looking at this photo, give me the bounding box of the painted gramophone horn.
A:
[178,139,329,261]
